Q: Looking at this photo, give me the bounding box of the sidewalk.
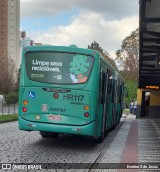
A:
[94,114,160,171]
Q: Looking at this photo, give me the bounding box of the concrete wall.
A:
[136,89,160,118]
[0,0,8,60]
[149,90,160,118]
[8,0,20,69]
[136,89,142,118]
[0,0,20,71]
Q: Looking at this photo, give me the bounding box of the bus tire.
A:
[112,124,116,130]
[40,131,59,138]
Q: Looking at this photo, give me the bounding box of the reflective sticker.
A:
[27,124,37,127]
[72,129,78,131]
[35,115,41,120]
[72,128,81,132]
[41,104,48,112]
[28,91,35,99]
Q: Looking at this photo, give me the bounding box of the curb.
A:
[122,113,128,118]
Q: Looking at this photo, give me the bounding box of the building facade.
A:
[0,0,20,69]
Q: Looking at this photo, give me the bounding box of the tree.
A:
[125,80,138,107]
[0,53,17,94]
[116,28,139,82]
[88,41,118,69]
[5,92,18,105]
[116,29,139,105]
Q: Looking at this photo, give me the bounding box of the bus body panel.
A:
[106,103,113,129]
[19,87,99,126]
[18,115,98,137]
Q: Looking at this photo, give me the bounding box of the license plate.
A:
[49,115,61,120]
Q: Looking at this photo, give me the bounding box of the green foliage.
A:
[125,80,138,106]
[116,29,139,104]
[5,92,18,105]
[116,28,139,82]
[88,41,118,69]
[123,109,130,114]
[0,114,18,122]
[0,57,18,94]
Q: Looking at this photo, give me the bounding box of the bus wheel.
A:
[40,131,59,138]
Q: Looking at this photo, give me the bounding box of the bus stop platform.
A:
[120,114,160,171]
[96,114,160,171]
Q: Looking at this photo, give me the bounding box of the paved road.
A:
[0,119,126,172]
[2,115,159,172]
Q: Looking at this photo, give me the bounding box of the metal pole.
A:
[14,104,15,114]
[2,100,3,115]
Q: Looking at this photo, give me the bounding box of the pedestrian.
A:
[133,100,137,115]
[129,100,134,114]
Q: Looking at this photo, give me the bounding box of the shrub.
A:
[5,92,18,105]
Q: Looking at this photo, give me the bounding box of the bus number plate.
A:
[49,115,61,120]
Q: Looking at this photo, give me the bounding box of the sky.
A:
[20,0,139,58]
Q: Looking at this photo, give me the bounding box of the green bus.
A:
[18,45,124,142]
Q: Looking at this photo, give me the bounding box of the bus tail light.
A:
[84,105,89,110]
[84,112,89,117]
[23,100,28,105]
[53,93,59,99]
[22,107,27,112]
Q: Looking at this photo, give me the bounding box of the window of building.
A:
[11,7,13,13]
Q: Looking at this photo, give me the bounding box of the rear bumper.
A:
[18,116,98,137]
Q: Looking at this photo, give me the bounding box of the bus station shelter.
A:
[117,1,160,164]
[137,0,160,118]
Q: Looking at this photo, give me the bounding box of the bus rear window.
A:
[25,52,94,84]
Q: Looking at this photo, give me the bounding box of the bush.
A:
[0,114,18,123]
[5,92,18,105]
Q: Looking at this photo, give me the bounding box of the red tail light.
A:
[84,112,89,117]
[22,107,27,112]
[53,93,59,99]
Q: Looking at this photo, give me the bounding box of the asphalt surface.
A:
[0,118,126,172]
[0,115,160,172]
